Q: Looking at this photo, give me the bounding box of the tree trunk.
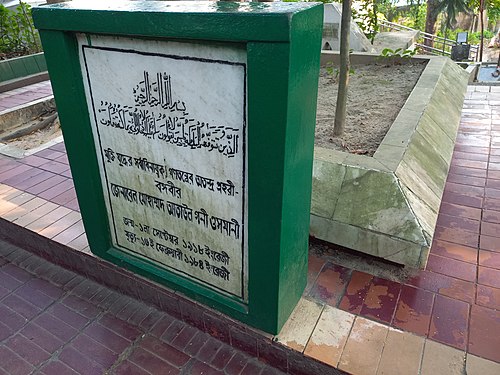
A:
[333,0,351,137]
[424,0,439,48]
[479,0,485,62]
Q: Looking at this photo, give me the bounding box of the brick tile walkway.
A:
[303,85,500,364]
[0,81,52,113]
[0,239,284,375]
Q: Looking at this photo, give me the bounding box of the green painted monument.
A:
[32,1,323,334]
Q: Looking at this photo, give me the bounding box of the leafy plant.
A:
[0,1,41,57]
[380,48,417,58]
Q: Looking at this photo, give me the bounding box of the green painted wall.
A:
[0,52,46,83]
[32,1,323,334]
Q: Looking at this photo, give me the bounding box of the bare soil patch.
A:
[2,111,61,151]
[315,61,427,156]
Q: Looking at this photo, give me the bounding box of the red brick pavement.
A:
[0,240,285,375]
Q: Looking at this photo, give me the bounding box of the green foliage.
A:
[380,47,417,58]
[324,61,355,79]
[468,0,500,23]
[395,3,427,31]
[437,28,494,44]
[352,0,379,43]
[0,2,41,56]
[435,0,470,29]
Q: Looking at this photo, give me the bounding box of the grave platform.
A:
[0,81,498,374]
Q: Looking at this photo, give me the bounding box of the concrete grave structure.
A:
[311,53,469,268]
[32,0,323,334]
[322,3,374,52]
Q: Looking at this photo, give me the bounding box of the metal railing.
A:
[379,20,479,61]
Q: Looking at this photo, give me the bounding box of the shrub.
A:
[0,2,41,58]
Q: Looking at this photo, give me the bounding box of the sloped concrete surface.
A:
[310,56,469,268]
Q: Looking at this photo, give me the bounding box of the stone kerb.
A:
[310,54,469,268]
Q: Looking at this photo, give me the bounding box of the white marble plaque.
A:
[78,35,248,300]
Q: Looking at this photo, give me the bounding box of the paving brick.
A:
[70,278,102,301]
[3,167,46,188]
[64,197,80,211]
[189,359,223,375]
[83,322,130,354]
[393,285,434,336]
[224,351,250,374]
[2,197,47,222]
[305,253,326,293]
[468,305,500,363]
[13,201,59,227]
[376,329,424,375]
[37,210,81,238]
[2,294,41,320]
[430,239,478,264]
[478,266,500,288]
[241,359,264,375]
[72,334,118,368]
[66,233,89,251]
[304,306,353,367]
[0,192,36,216]
[210,343,235,370]
[480,234,500,253]
[276,297,322,352]
[483,209,500,224]
[308,262,351,306]
[0,268,24,290]
[171,324,199,350]
[116,299,143,322]
[338,317,389,375]
[360,277,401,324]
[0,164,33,183]
[48,302,90,330]
[20,322,64,354]
[113,360,150,375]
[481,221,500,237]
[34,148,65,160]
[197,337,223,363]
[39,361,79,375]
[0,346,34,375]
[141,335,190,367]
[0,305,28,332]
[34,313,78,342]
[159,319,185,343]
[24,174,66,195]
[52,187,77,206]
[25,205,73,233]
[184,330,210,357]
[479,249,500,269]
[5,334,51,366]
[466,354,500,375]
[426,254,477,282]
[20,155,49,168]
[98,313,141,341]
[434,226,479,248]
[406,270,476,304]
[429,295,469,350]
[14,282,57,309]
[128,347,180,375]
[420,340,465,375]
[59,345,106,375]
[62,294,102,320]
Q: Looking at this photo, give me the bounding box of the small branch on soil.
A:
[1,113,58,142]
